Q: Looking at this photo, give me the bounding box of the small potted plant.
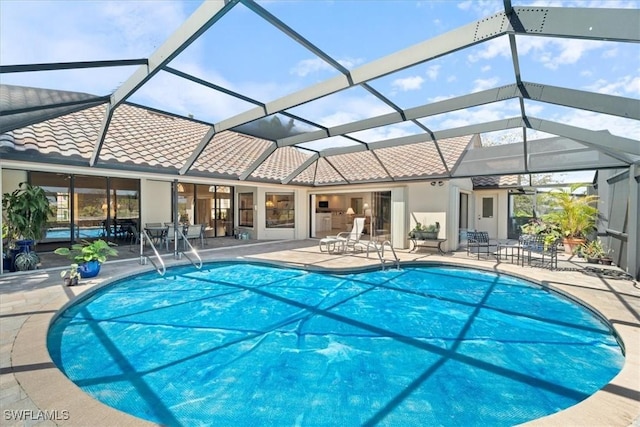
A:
[422,222,440,240]
[600,248,614,266]
[581,240,604,264]
[408,222,425,239]
[409,222,440,240]
[60,263,81,286]
[54,239,118,278]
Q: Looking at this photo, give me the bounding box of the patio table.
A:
[409,238,447,255]
[496,241,523,264]
[144,226,168,247]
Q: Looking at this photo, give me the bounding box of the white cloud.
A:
[544,39,605,70]
[337,57,365,69]
[585,75,640,97]
[425,99,521,131]
[468,37,511,62]
[481,65,491,72]
[457,1,473,11]
[425,65,440,81]
[517,37,605,70]
[290,58,334,77]
[557,109,639,140]
[288,92,395,129]
[349,122,419,143]
[290,57,364,77]
[472,77,500,92]
[391,76,425,92]
[457,0,502,16]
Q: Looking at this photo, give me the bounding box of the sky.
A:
[1,0,639,183]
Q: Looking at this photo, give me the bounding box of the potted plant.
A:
[542,184,598,255]
[409,222,440,240]
[600,248,614,266]
[60,263,81,286]
[54,239,118,278]
[2,182,53,271]
[581,240,604,264]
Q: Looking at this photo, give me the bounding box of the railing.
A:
[175,227,203,270]
[368,240,400,270]
[139,229,166,276]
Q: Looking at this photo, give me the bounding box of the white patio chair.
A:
[319,217,365,254]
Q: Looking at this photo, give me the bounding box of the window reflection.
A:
[239,193,254,227]
[266,193,294,228]
[29,172,139,243]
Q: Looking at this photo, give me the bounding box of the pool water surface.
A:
[47,262,623,426]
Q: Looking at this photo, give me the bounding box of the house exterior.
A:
[1,90,638,279]
[0,100,481,255]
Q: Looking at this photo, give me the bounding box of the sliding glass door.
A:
[29,172,139,244]
[30,172,71,243]
[177,183,234,238]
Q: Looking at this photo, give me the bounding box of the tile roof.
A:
[472,175,521,188]
[2,98,476,186]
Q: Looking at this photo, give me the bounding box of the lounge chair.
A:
[319,218,365,254]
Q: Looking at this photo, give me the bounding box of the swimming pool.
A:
[47,262,624,426]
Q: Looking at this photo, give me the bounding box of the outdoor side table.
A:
[409,238,447,255]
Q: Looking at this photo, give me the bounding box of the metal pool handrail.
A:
[176,227,203,270]
[139,229,166,276]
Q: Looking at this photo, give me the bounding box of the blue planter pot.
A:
[78,260,101,278]
[16,239,35,252]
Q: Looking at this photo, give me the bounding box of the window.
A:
[238,193,253,227]
[482,197,494,218]
[266,193,294,228]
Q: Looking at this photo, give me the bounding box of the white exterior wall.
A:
[404,180,471,252]
[472,188,509,240]
[257,187,308,240]
[141,179,172,225]
[1,169,27,193]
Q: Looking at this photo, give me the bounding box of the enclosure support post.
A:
[628,164,639,280]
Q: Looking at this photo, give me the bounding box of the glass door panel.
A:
[177,183,195,225]
[110,177,140,241]
[371,191,391,240]
[214,186,232,237]
[74,175,107,242]
[30,172,71,243]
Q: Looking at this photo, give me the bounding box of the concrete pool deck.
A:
[1,239,638,426]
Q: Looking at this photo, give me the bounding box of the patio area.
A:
[1,239,638,426]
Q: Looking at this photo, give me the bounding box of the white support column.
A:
[628,164,639,280]
[391,187,407,249]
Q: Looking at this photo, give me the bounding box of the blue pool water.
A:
[47,263,624,426]
[45,227,103,239]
